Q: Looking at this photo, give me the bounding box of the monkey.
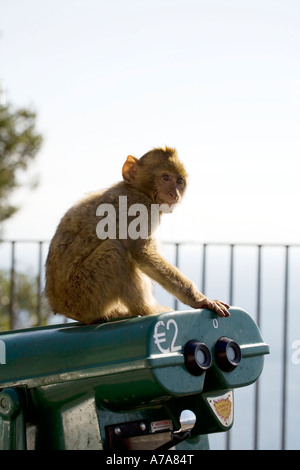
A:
[45,146,230,324]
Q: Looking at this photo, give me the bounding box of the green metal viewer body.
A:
[0,307,269,450]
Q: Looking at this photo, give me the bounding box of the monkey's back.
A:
[44,182,152,316]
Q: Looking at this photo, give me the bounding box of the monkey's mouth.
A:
[156,195,179,206]
[155,197,178,213]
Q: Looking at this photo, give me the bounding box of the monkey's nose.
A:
[168,191,177,201]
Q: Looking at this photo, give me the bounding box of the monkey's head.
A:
[122,147,187,210]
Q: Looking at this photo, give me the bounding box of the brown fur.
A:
[45,147,230,323]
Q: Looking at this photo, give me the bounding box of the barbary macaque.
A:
[45,147,230,324]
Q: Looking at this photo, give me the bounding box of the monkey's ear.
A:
[122,155,139,184]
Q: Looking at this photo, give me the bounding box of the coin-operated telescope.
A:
[0,307,269,450]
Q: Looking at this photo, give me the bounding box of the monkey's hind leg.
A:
[67,240,172,323]
[119,267,173,317]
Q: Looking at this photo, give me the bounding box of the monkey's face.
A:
[152,171,186,209]
[122,148,187,211]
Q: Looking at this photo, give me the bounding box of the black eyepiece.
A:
[214,337,242,372]
[184,340,212,376]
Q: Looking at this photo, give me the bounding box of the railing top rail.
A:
[1,239,300,247]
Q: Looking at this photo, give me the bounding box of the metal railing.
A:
[0,240,48,330]
[0,239,299,450]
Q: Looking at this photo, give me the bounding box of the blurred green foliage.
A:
[0,269,51,331]
[0,101,43,225]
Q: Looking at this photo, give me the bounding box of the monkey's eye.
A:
[161,174,169,181]
[177,177,184,185]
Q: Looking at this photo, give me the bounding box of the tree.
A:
[0,100,43,225]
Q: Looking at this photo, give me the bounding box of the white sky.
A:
[1,0,300,244]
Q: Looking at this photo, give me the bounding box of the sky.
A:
[1,0,300,244]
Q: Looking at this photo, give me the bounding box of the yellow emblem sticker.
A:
[207,391,233,427]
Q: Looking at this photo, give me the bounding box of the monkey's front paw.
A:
[210,299,230,317]
[199,297,230,318]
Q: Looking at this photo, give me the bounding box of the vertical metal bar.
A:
[226,244,234,451]
[281,245,289,450]
[9,241,16,330]
[254,244,262,450]
[256,245,262,328]
[174,243,179,310]
[201,243,207,295]
[229,244,234,305]
[36,241,43,326]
